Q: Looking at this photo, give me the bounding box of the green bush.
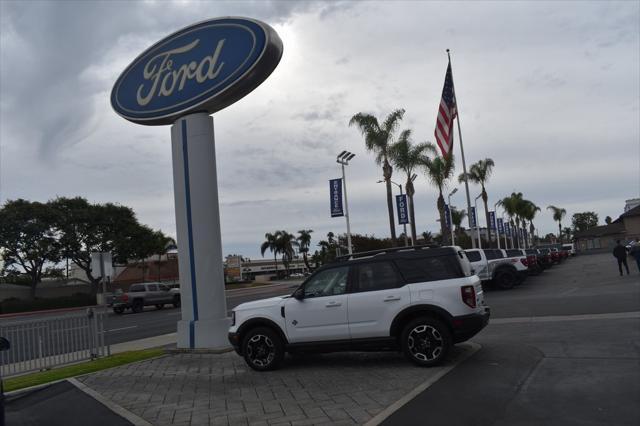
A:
[0,293,96,314]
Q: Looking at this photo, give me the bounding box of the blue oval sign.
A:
[111,17,283,125]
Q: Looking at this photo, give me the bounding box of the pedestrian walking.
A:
[612,240,629,276]
[629,238,640,274]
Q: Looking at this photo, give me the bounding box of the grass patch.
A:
[3,348,165,392]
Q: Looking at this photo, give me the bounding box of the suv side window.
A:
[354,261,401,292]
[130,284,144,292]
[148,284,158,291]
[506,249,521,257]
[465,251,481,262]
[395,255,464,284]
[159,285,169,291]
[303,266,349,298]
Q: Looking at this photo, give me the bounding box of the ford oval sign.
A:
[111,17,283,125]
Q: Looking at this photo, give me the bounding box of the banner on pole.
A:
[505,222,511,237]
[470,206,477,228]
[497,218,504,235]
[396,194,409,225]
[330,178,344,217]
[489,211,496,230]
[444,204,451,229]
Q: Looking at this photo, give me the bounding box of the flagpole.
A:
[447,49,475,248]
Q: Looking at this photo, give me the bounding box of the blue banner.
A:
[505,222,511,237]
[396,194,409,225]
[443,204,451,229]
[489,211,496,230]
[470,206,477,228]
[330,178,343,217]
[497,218,504,235]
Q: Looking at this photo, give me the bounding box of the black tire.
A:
[172,296,180,308]
[495,270,517,290]
[242,327,285,371]
[401,317,451,367]
[155,304,164,310]
[113,306,125,314]
[131,300,144,313]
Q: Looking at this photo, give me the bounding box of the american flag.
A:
[434,63,457,157]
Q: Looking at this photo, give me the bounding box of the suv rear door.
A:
[284,266,351,343]
[347,260,410,339]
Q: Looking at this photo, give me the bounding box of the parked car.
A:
[497,249,530,282]
[228,245,490,371]
[506,248,542,275]
[110,282,180,314]
[525,248,552,270]
[465,248,522,289]
[562,243,576,256]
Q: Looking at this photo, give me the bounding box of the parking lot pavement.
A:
[76,344,476,426]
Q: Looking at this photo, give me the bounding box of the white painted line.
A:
[365,342,481,426]
[68,377,152,426]
[106,326,138,333]
[491,311,640,324]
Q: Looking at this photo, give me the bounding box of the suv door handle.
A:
[384,296,401,302]
[325,302,342,307]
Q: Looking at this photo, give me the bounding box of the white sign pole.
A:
[171,112,229,349]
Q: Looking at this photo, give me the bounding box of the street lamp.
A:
[377,179,408,246]
[494,201,501,250]
[448,188,458,245]
[474,193,483,249]
[337,151,355,254]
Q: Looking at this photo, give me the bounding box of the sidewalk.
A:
[76,343,478,426]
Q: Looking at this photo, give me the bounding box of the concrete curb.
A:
[165,346,233,354]
[364,342,482,426]
[68,377,152,426]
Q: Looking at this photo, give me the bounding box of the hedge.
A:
[0,293,96,315]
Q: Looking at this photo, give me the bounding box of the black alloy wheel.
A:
[242,327,284,371]
[401,317,451,367]
[496,270,516,290]
[132,300,144,313]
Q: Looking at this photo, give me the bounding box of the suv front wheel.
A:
[401,317,451,367]
[242,327,284,371]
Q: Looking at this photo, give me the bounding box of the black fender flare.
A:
[389,304,454,338]
[236,317,289,348]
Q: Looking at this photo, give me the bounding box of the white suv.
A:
[228,246,490,371]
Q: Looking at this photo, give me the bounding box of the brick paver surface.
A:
[78,345,471,425]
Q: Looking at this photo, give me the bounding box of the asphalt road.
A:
[384,252,640,426]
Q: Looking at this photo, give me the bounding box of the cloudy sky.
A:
[1,0,639,258]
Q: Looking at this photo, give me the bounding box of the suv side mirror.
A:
[293,287,305,301]
[0,337,10,351]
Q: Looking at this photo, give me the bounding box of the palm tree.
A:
[260,232,279,275]
[498,192,525,248]
[421,231,433,243]
[422,153,455,245]
[350,109,406,246]
[451,208,467,236]
[275,230,297,277]
[389,130,436,245]
[562,227,573,242]
[297,229,313,271]
[547,205,567,243]
[521,201,541,248]
[459,159,495,247]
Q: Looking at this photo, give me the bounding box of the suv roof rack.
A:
[334,244,444,262]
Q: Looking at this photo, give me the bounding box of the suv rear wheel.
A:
[401,317,451,367]
[131,299,144,313]
[495,269,516,289]
[242,327,284,371]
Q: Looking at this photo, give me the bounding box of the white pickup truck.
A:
[464,249,527,289]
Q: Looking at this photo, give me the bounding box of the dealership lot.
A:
[8,253,640,425]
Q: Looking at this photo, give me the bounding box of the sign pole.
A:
[400,185,408,246]
[171,112,229,349]
[341,162,353,255]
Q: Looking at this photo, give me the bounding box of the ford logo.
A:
[111,17,283,126]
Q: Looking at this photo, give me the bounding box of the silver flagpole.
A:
[447,49,475,248]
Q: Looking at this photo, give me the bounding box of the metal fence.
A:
[0,308,110,377]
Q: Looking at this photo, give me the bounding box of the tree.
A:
[562,227,573,242]
[0,199,61,299]
[260,232,280,275]
[547,205,567,243]
[459,158,495,246]
[572,212,599,233]
[422,153,455,245]
[297,229,313,271]
[276,230,297,277]
[450,208,467,235]
[350,108,406,246]
[605,216,613,225]
[421,231,433,243]
[521,201,541,247]
[350,233,394,252]
[389,130,436,245]
[499,192,526,248]
[50,197,165,291]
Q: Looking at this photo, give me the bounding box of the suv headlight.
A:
[231,311,236,326]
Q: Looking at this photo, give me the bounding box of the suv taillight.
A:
[461,285,476,308]
[122,294,129,302]
[521,258,528,267]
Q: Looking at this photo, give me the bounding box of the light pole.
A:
[502,212,509,248]
[337,151,355,254]
[448,188,458,246]
[474,194,483,249]
[378,179,408,246]
[494,201,501,250]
